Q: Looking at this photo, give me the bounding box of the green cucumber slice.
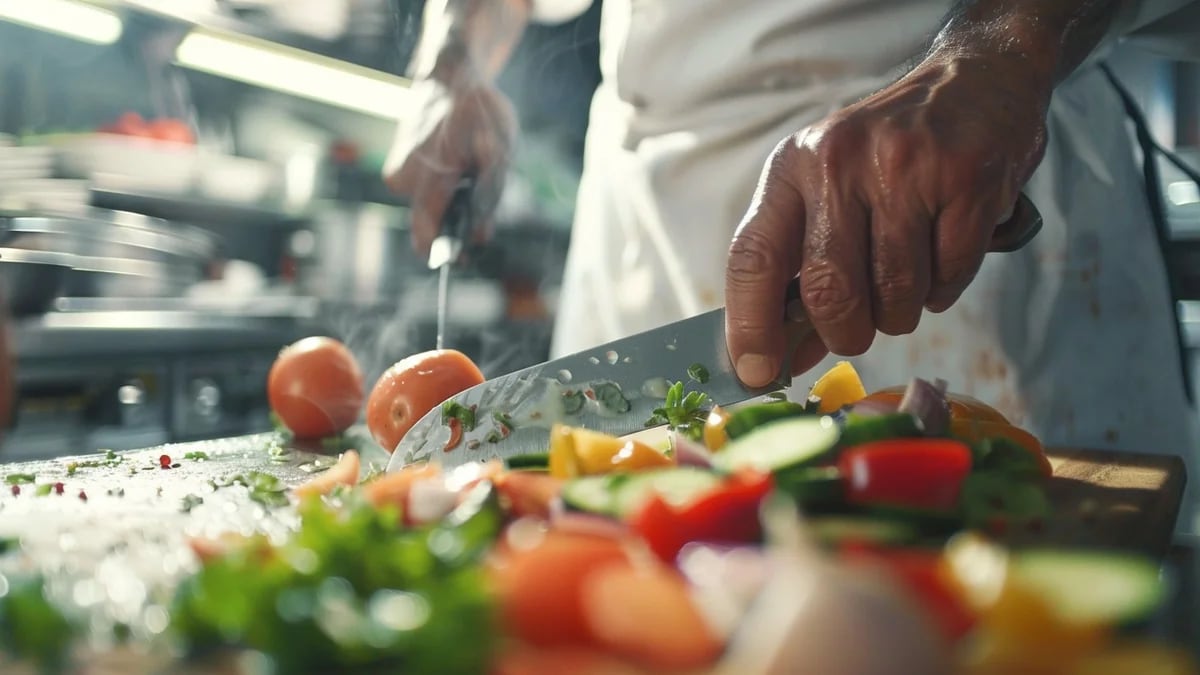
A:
[713,416,841,474]
[775,466,845,506]
[611,468,723,518]
[1011,550,1165,626]
[725,401,815,439]
[561,468,721,518]
[838,413,922,449]
[505,453,550,470]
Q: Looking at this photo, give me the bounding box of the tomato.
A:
[630,471,773,564]
[840,543,978,642]
[493,471,564,519]
[863,386,1011,424]
[366,349,485,453]
[146,118,196,144]
[838,439,973,512]
[583,562,724,670]
[492,531,632,647]
[267,337,364,439]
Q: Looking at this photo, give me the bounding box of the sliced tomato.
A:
[493,471,564,519]
[838,439,972,513]
[492,531,632,647]
[583,562,724,671]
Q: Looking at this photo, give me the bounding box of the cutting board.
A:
[0,436,1187,674]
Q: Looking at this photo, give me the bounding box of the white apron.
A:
[547,0,1200,533]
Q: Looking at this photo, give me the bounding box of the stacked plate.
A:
[0,142,90,215]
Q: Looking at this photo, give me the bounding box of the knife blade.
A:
[387,192,1044,471]
[429,179,474,350]
[387,304,810,470]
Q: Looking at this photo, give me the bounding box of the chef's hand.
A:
[384,78,518,257]
[724,52,1050,387]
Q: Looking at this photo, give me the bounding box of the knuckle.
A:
[935,250,982,291]
[875,128,920,176]
[874,267,923,310]
[800,262,863,326]
[727,229,784,289]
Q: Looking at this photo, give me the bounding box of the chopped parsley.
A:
[562,390,586,415]
[211,472,289,508]
[442,400,477,431]
[66,449,123,475]
[183,451,210,461]
[4,474,35,486]
[645,380,711,442]
[687,363,710,384]
[34,484,52,497]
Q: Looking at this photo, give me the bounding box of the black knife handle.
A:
[441,178,476,247]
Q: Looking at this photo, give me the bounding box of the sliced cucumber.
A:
[561,474,629,516]
[611,468,723,518]
[725,401,815,439]
[808,516,920,547]
[561,468,721,518]
[1011,550,1165,626]
[712,416,841,475]
[505,453,550,470]
[838,413,922,449]
[774,466,845,507]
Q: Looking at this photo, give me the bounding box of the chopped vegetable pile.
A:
[0,356,1195,675]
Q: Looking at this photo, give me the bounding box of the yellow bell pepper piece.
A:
[548,425,672,479]
[548,424,581,479]
[704,405,731,450]
[809,360,867,413]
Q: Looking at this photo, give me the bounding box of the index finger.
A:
[725,141,806,388]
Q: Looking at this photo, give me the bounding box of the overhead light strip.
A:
[0,0,123,45]
[175,29,410,119]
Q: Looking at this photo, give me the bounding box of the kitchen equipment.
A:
[63,256,197,298]
[388,193,1044,469]
[389,305,807,468]
[296,201,421,304]
[0,209,217,266]
[429,180,475,350]
[0,247,74,316]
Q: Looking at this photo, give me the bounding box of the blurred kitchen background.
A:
[0,0,1195,463]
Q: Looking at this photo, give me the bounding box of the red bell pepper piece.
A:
[840,541,978,642]
[629,471,774,565]
[837,438,973,513]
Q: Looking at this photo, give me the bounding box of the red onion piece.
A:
[671,431,715,468]
[897,377,950,436]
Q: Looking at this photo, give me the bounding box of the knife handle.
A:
[989,192,1042,253]
[441,178,476,251]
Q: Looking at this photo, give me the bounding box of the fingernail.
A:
[736,353,777,387]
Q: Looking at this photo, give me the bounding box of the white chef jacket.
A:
[537,0,1200,533]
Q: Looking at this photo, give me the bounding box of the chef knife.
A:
[429,179,475,350]
[388,193,1043,471]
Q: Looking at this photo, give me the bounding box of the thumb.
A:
[725,147,806,388]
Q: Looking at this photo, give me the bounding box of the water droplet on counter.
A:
[666,343,677,351]
[605,350,619,365]
[557,369,573,383]
[588,356,600,365]
[622,356,633,364]
[642,377,671,399]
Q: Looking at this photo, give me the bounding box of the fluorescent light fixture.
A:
[0,0,123,45]
[1168,181,1200,207]
[175,29,410,119]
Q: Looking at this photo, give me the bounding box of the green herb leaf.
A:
[592,382,631,414]
[183,451,210,461]
[562,390,586,415]
[4,474,35,486]
[0,574,77,671]
[687,363,710,384]
[34,484,52,497]
[442,400,478,431]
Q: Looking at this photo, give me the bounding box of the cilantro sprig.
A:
[645,380,711,442]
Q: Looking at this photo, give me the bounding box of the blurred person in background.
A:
[385,0,1200,531]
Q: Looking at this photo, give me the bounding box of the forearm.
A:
[929,0,1133,93]
[408,0,532,86]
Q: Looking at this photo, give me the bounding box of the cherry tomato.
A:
[267,337,364,439]
[491,531,632,647]
[366,349,485,452]
[838,439,973,513]
[863,386,1011,424]
[146,118,196,144]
